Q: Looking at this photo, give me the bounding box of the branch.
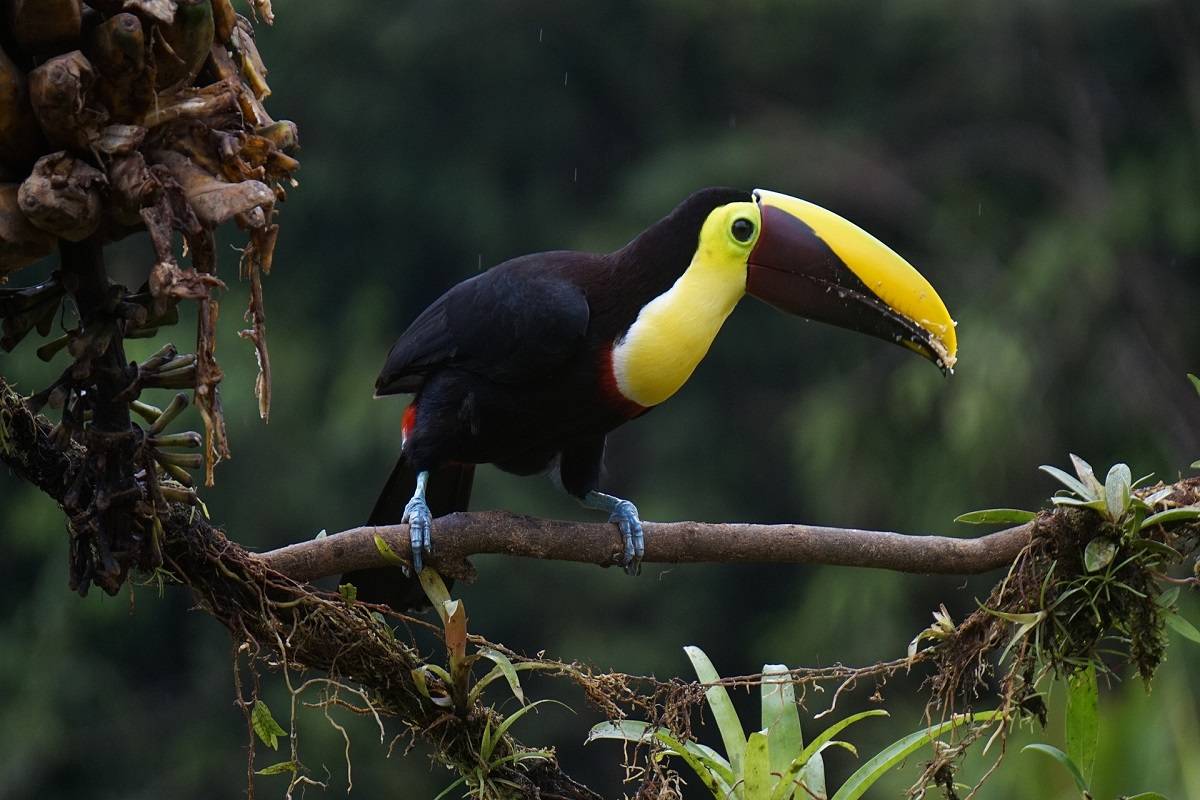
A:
[259,513,1034,583]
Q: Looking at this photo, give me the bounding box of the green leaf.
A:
[586,719,653,744]
[1022,743,1089,794]
[744,731,771,798]
[1084,538,1117,573]
[373,534,407,567]
[586,720,733,795]
[978,605,1046,625]
[432,774,469,800]
[419,568,453,624]
[761,665,804,781]
[953,509,1037,525]
[1131,472,1156,490]
[1165,611,1200,645]
[1191,460,1200,470]
[433,753,554,800]
[1131,539,1183,563]
[831,710,1001,800]
[255,759,299,776]
[1040,465,1094,500]
[1143,506,1200,528]
[1158,587,1181,608]
[1105,463,1132,520]
[337,582,357,602]
[684,646,746,781]
[1066,664,1098,788]
[485,699,571,762]
[1051,495,1108,513]
[771,710,888,800]
[251,699,287,751]
[412,665,455,707]
[1189,373,1200,397]
[682,742,736,791]
[1070,454,1104,497]
[1125,793,1169,800]
[477,647,525,705]
[654,730,728,799]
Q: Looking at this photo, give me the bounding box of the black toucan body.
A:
[343,187,958,609]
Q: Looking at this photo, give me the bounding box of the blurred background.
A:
[2,0,1200,797]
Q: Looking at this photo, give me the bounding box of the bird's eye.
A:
[730,218,755,243]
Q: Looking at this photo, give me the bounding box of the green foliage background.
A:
[2,1,1199,797]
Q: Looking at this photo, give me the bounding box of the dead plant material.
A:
[151,149,273,227]
[0,46,45,170]
[28,50,108,151]
[7,0,83,58]
[0,0,300,566]
[0,184,56,276]
[18,151,107,241]
[123,0,177,25]
[154,0,215,91]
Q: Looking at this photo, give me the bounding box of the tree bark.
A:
[260,513,1034,584]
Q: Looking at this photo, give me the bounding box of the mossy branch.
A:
[260,514,1035,584]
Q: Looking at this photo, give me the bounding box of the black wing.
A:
[375,253,593,395]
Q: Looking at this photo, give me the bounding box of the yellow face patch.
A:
[611,202,759,407]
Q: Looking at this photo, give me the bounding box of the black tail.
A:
[342,457,474,610]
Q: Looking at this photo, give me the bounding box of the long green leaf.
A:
[418,568,453,624]
[1066,664,1098,787]
[1143,506,1200,528]
[684,646,746,782]
[1022,743,1089,793]
[1070,454,1104,497]
[586,720,734,792]
[953,508,1037,525]
[255,759,299,776]
[1158,586,1181,608]
[471,648,525,705]
[1165,611,1200,645]
[1188,373,1200,397]
[684,741,736,790]
[373,534,407,567]
[1040,465,1094,500]
[489,699,571,759]
[744,731,771,799]
[771,710,888,800]
[761,664,804,781]
[1125,793,1169,800]
[830,710,1001,800]
[655,730,728,799]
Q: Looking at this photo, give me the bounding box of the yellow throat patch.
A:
[611,201,759,407]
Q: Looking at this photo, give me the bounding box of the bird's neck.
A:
[610,251,745,407]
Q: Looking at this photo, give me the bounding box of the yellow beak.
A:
[747,189,957,372]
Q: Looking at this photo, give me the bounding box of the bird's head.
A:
[683,187,958,373]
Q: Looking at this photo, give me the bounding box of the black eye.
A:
[731,218,755,242]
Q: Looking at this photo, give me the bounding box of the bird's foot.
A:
[608,499,644,576]
[402,495,433,574]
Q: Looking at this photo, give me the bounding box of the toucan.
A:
[343,187,957,609]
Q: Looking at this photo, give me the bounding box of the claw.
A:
[608,499,643,576]
[402,495,432,574]
[581,490,647,575]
